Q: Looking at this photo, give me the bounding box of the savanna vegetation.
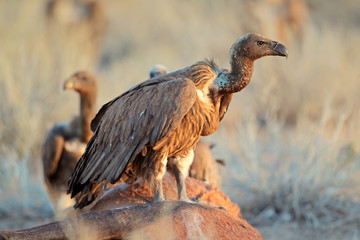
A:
[0,0,360,239]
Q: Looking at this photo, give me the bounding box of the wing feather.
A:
[68,78,197,199]
[42,133,65,177]
[90,66,191,132]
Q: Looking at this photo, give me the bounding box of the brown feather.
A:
[69,78,199,204]
[148,64,229,188]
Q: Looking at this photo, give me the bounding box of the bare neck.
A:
[80,92,96,142]
[217,56,254,94]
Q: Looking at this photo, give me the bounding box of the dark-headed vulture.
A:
[42,71,97,194]
[68,33,288,209]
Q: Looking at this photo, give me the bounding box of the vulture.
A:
[150,64,225,188]
[149,64,168,78]
[68,33,288,209]
[42,71,98,193]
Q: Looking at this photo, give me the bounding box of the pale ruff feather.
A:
[168,150,194,177]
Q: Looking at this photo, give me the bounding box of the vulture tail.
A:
[73,181,106,209]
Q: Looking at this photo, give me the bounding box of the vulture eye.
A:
[257,41,265,46]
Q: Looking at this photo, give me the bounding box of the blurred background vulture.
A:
[149,64,168,79]
[190,140,225,188]
[68,33,288,209]
[42,71,98,209]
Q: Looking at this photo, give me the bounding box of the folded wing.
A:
[68,78,198,202]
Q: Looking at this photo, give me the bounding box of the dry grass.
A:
[217,19,360,233]
[0,0,97,226]
[0,0,360,237]
[217,22,360,231]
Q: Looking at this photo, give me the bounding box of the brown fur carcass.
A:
[67,33,288,209]
[42,71,97,210]
[0,200,263,240]
[90,173,241,219]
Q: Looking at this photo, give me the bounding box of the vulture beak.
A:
[64,78,75,90]
[271,41,288,58]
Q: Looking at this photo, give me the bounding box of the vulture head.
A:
[64,71,98,96]
[149,64,168,78]
[214,33,288,94]
[64,71,98,143]
[230,33,288,63]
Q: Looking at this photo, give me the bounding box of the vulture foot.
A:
[153,177,165,201]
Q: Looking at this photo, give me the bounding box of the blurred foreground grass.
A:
[0,0,360,235]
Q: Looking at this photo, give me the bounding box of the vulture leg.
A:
[169,150,194,201]
[153,177,165,201]
[174,166,188,200]
[153,155,168,201]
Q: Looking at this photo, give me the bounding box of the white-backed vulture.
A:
[42,71,97,194]
[150,65,225,188]
[68,33,288,209]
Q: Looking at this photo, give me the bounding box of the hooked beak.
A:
[64,78,75,90]
[272,41,288,58]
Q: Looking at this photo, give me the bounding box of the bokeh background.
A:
[0,0,360,239]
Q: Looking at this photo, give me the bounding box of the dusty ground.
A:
[257,223,360,240]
